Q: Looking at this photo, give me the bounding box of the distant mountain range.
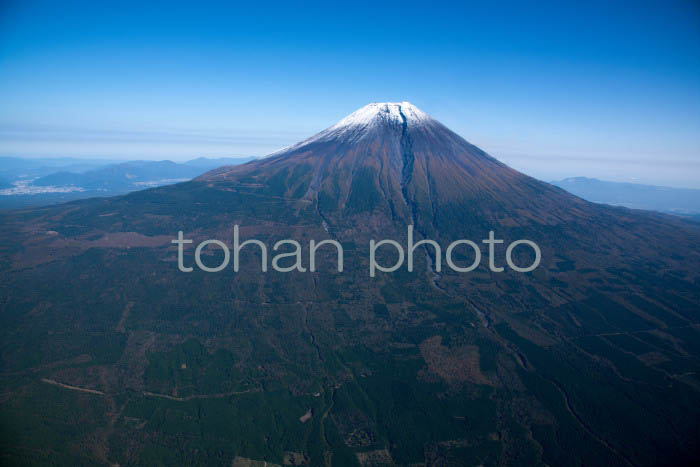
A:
[552,177,700,218]
[33,161,205,190]
[0,156,254,209]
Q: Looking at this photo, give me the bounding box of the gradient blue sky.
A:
[1,1,699,187]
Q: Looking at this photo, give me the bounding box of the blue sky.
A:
[1,0,699,187]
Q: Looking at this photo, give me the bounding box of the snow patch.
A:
[334,102,429,128]
[274,102,435,153]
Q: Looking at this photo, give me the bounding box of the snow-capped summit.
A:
[333,102,432,129]
[200,98,579,226]
[288,101,436,148]
[201,100,517,201]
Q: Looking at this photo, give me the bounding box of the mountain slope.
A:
[1,103,699,466]
[201,102,584,232]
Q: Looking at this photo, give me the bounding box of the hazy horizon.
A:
[2,149,700,190]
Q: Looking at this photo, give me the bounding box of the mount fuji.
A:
[1,102,699,465]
